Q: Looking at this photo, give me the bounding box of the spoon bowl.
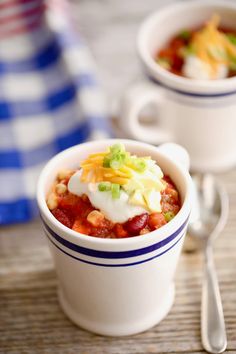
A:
[187,174,229,354]
[188,174,229,244]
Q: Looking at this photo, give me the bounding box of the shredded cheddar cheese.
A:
[79,144,151,185]
[75,143,166,211]
[80,150,132,184]
[191,14,236,78]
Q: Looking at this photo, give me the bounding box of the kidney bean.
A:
[125,213,149,236]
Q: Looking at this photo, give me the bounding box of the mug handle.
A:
[120,81,172,144]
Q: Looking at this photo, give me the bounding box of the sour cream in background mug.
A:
[121,0,236,173]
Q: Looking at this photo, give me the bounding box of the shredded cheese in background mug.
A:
[156,14,236,80]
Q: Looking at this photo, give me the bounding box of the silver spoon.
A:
[187,174,228,354]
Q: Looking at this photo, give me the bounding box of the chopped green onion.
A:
[164,211,175,222]
[111,183,120,199]
[103,143,127,169]
[178,44,195,58]
[229,55,236,71]
[98,182,111,192]
[110,156,123,169]
[109,143,125,154]
[178,29,191,41]
[227,33,236,45]
[128,157,147,173]
[103,156,111,167]
[102,143,149,174]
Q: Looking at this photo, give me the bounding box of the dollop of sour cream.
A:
[67,143,166,223]
[183,55,228,80]
[68,170,147,223]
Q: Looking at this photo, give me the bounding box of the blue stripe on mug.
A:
[42,214,189,259]
[46,230,185,267]
[148,75,236,98]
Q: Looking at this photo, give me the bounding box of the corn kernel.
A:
[58,169,73,181]
[47,193,58,210]
[140,228,149,235]
[55,183,67,195]
[87,210,104,227]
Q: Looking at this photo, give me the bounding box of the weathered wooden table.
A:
[1,0,236,353]
[1,169,236,354]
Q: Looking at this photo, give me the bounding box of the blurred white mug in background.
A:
[121,0,236,173]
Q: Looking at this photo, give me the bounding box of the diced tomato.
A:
[113,224,129,238]
[59,194,93,218]
[79,204,94,219]
[90,227,111,238]
[158,48,173,62]
[72,219,91,235]
[59,194,80,208]
[167,187,178,201]
[148,213,166,231]
[162,188,179,205]
[172,54,184,71]
[50,172,181,238]
[219,27,234,34]
[52,208,73,228]
[163,175,175,188]
[170,38,185,51]
[89,218,114,237]
[161,202,180,214]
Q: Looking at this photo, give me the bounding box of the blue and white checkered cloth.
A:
[0,0,111,225]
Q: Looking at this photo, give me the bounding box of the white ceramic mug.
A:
[37,139,192,336]
[121,0,236,173]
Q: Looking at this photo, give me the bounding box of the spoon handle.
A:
[201,246,227,353]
